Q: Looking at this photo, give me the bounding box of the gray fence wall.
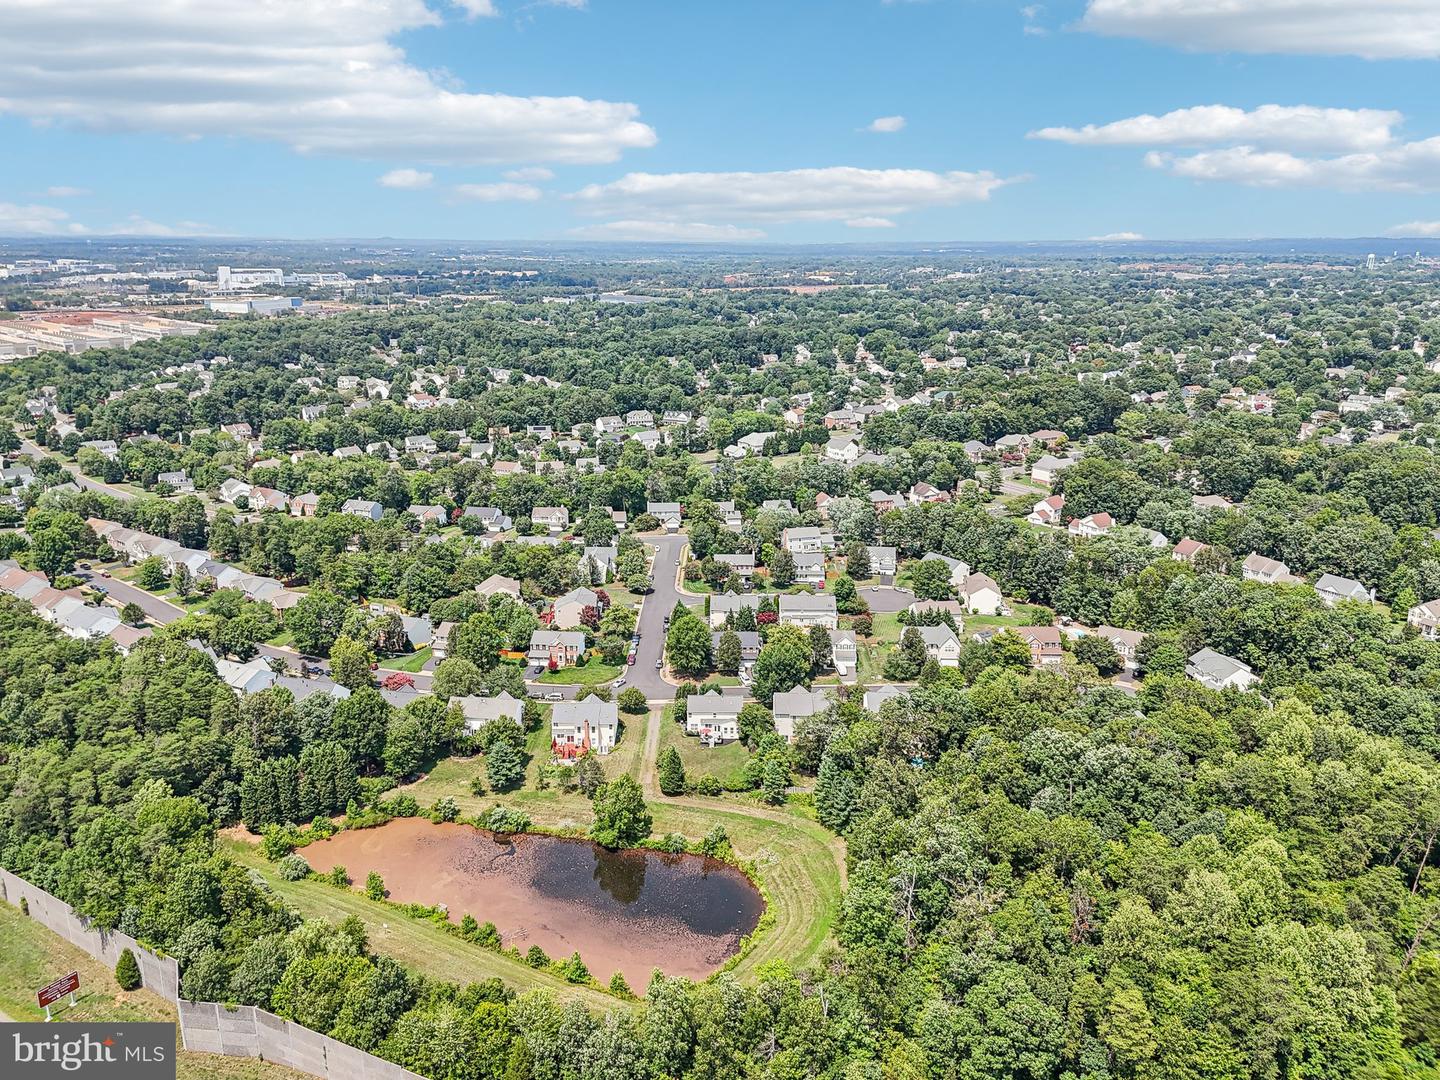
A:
[0,868,425,1080]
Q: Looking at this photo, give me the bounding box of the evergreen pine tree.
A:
[657,745,687,796]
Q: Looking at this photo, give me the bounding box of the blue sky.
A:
[1,0,1439,242]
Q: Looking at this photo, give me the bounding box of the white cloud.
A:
[1089,231,1144,240]
[101,214,220,237]
[0,202,83,234]
[1388,221,1440,237]
[503,167,555,182]
[846,217,896,228]
[44,185,90,198]
[867,115,906,134]
[570,221,766,242]
[1146,138,1440,192]
[1031,105,1401,154]
[568,166,1015,225]
[378,168,434,189]
[0,0,657,165]
[1081,0,1440,60]
[452,181,543,201]
[449,0,498,16]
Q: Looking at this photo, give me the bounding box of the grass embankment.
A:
[220,840,623,1013]
[0,902,310,1080]
[659,706,752,784]
[377,646,432,672]
[394,743,843,977]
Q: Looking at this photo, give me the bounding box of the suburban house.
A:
[868,491,905,514]
[864,685,906,713]
[908,482,949,505]
[1186,647,1260,691]
[761,499,796,514]
[219,478,251,504]
[1028,495,1065,526]
[551,698,619,758]
[772,687,830,741]
[824,435,861,465]
[550,586,600,629]
[341,499,384,521]
[781,526,836,554]
[476,573,522,599]
[249,487,290,513]
[1068,512,1113,538]
[157,470,194,493]
[290,492,321,518]
[452,692,525,734]
[407,503,446,525]
[1094,625,1145,669]
[646,501,683,530]
[710,591,762,628]
[1031,455,1075,485]
[866,546,898,577]
[463,506,512,532]
[829,630,858,676]
[430,621,457,662]
[793,552,826,586]
[528,629,587,667]
[626,409,655,428]
[712,630,762,670]
[714,501,743,531]
[1016,625,1064,666]
[1241,552,1299,585]
[1408,600,1440,639]
[1172,538,1209,563]
[778,593,839,629]
[921,552,971,590]
[1314,573,1375,606]
[962,573,1004,615]
[684,690,742,744]
[577,545,617,581]
[531,506,570,534]
[1193,494,1235,512]
[918,624,963,666]
[715,553,755,580]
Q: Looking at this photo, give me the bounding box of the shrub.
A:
[561,951,591,984]
[526,945,550,968]
[328,865,349,887]
[657,746,686,796]
[277,854,311,881]
[431,796,460,823]
[115,948,141,991]
[365,871,386,900]
[700,825,731,858]
[485,805,532,833]
[618,687,648,714]
[661,832,688,854]
[693,775,723,796]
[608,971,633,998]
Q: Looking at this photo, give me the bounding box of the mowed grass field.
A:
[0,902,311,1080]
[658,706,752,785]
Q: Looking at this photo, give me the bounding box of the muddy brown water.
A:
[300,817,765,985]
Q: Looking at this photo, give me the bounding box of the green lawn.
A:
[0,902,310,1080]
[537,658,621,685]
[661,705,753,783]
[378,646,432,672]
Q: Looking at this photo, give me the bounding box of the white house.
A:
[1408,600,1440,640]
[1314,573,1374,606]
[772,687,830,741]
[452,692,525,734]
[551,698,619,758]
[866,546,898,577]
[1185,648,1259,692]
[778,593,838,629]
[918,624,963,667]
[961,573,1003,616]
[921,552,971,591]
[684,690,742,745]
[1241,552,1299,585]
[341,499,384,521]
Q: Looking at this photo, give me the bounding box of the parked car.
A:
[627,652,636,665]
[545,691,563,701]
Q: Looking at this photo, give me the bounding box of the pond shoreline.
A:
[296,817,765,986]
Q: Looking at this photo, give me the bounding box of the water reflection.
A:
[592,846,645,905]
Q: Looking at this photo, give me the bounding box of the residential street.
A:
[21,439,137,502]
[627,533,699,701]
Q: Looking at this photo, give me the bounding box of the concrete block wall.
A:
[2,868,424,1080]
